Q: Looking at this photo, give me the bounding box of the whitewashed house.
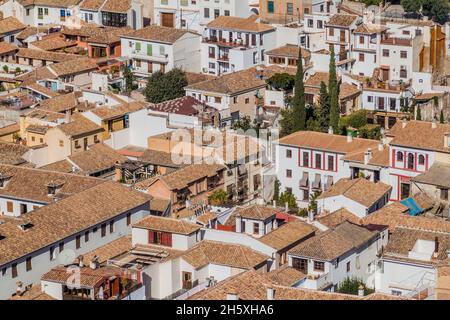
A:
[120,25,201,80]
[316,178,392,218]
[201,16,276,76]
[288,221,388,291]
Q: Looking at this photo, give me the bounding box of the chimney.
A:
[358,285,365,297]
[364,148,372,165]
[434,236,439,253]
[308,210,314,223]
[432,120,437,129]
[328,126,334,135]
[235,214,242,233]
[378,140,384,151]
[65,110,71,123]
[266,287,275,300]
[347,133,353,143]
[226,292,239,300]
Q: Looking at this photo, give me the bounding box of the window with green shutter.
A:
[147,44,152,56]
[135,42,141,52]
[267,1,274,13]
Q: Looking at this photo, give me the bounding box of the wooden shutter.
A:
[148,230,154,244]
[12,263,17,278]
[161,232,172,247]
[135,42,141,51]
[7,201,13,213]
[147,44,152,56]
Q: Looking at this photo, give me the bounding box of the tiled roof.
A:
[185,72,216,85]
[259,220,316,250]
[67,143,127,174]
[121,25,197,44]
[266,44,311,59]
[0,42,17,54]
[87,26,132,44]
[0,164,103,203]
[48,57,98,77]
[16,27,47,40]
[101,0,131,13]
[354,23,388,34]
[16,48,81,62]
[361,202,450,233]
[15,66,57,85]
[83,235,132,264]
[0,17,26,35]
[25,83,60,98]
[326,14,359,27]
[0,122,19,137]
[149,197,170,213]
[0,181,151,266]
[234,205,278,221]
[37,91,81,112]
[266,266,306,286]
[317,178,391,208]
[138,149,185,168]
[61,24,102,37]
[289,221,377,260]
[181,240,269,269]
[30,37,77,51]
[56,113,104,138]
[383,227,450,264]
[9,285,55,300]
[279,130,379,154]
[41,265,122,287]
[0,142,29,165]
[196,211,217,226]
[207,16,275,33]
[17,0,83,8]
[89,101,147,120]
[411,162,450,189]
[132,215,201,235]
[80,0,107,10]
[134,163,226,191]
[317,208,362,229]
[148,96,206,116]
[39,159,73,173]
[387,120,450,153]
[343,144,390,167]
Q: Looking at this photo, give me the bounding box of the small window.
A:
[49,246,55,261]
[314,261,325,271]
[359,36,364,44]
[286,149,292,158]
[253,222,260,235]
[315,154,322,169]
[359,53,364,62]
[382,49,389,57]
[329,27,334,36]
[26,257,32,271]
[109,220,115,233]
[59,242,64,252]
[12,263,18,278]
[7,201,13,213]
[245,98,250,104]
[440,188,448,201]
[126,212,131,226]
[101,223,106,237]
[59,140,64,147]
[76,235,81,249]
[368,96,373,103]
[396,151,404,162]
[84,231,89,242]
[346,261,351,272]
[286,169,292,178]
[400,51,407,58]
[418,154,425,165]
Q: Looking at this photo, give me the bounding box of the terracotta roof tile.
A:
[30,37,77,51]
[326,14,359,27]
[89,101,147,120]
[266,44,311,59]
[149,96,206,116]
[181,240,269,269]
[0,142,29,165]
[16,48,81,62]
[207,16,275,33]
[121,25,197,44]
[0,42,17,55]
[80,0,107,10]
[100,0,131,13]
[411,162,450,189]
[259,220,316,250]
[56,113,104,137]
[0,17,26,35]
[48,57,98,77]
[317,208,362,229]
[67,143,127,174]
[266,266,306,286]
[317,178,392,207]
[234,205,278,221]
[132,215,201,235]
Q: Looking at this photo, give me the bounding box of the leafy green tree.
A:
[145,68,187,103]
[429,0,449,24]
[416,105,422,120]
[2,65,8,73]
[402,0,449,23]
[308,190,322,215]
[337,277,375,296]
[273,179,280,202]
[279,107,296,137]
[232,116,253,131]
[208,189,228,206]
[266,73,295,91]
[401,0,422,14]
[339,110,368,129]
[317,81,330,131]
[123,65,135,96]
[440,109,445,123]
[328,47,340,131]
[292,49,306,132]
[277,191,298,210]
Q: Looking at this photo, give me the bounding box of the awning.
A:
[312,174,321,189]
[324,176,334,190]
[400,197,424,216]
[299,172,309,188]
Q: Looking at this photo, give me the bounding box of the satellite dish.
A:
[58,249,77,266]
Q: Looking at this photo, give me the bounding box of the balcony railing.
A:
[203,37,249,48]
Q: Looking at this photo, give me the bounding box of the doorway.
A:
[161,13,174,27]
[182,272,192,290]
[400,182,411,200]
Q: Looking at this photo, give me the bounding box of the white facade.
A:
[361,88,413,113]
[120,31,201,78]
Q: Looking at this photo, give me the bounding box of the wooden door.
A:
[147,61,153,74]
[382,68,389,81]
[182,272,192,290]
[161,13,174,28]
[340,30,345,42]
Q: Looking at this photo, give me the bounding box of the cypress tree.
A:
[329,46,339,131]
[317,81,330,131]
[416,106,422,121]
[292,48,306,131]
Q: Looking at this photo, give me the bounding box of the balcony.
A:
[131,50,169,63]
[203,36,249,49]
[217,55,229,62]
[302,272,333,290]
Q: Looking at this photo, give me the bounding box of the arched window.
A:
[407,153,414,169]
[396,151,404,162]
[418,154,425,165]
